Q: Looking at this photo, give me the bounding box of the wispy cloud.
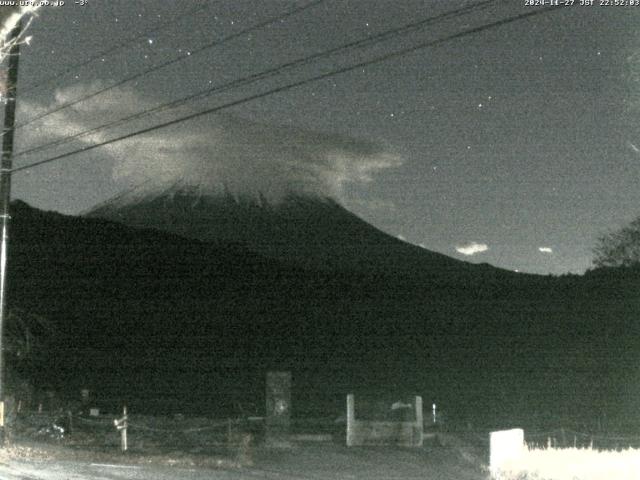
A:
[18,82,403,204]
[456,241,488,256]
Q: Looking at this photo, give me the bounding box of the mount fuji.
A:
[86,181,497,278]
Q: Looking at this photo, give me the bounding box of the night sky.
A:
[4,0,640,275]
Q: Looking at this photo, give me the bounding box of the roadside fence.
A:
[13,408,265,458]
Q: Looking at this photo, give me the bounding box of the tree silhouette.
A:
[593,217,640,268]
[4,308,52,361]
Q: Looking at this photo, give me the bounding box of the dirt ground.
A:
[248,438,490,480]
[0,439,490,480]
[0,413,491,479]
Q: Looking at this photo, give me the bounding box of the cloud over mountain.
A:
[19,82,402,204]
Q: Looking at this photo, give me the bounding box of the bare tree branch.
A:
[593,218,640,268]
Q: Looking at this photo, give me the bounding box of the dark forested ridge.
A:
[8,200,640,426]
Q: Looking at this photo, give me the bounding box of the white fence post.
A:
[114,406,128,453]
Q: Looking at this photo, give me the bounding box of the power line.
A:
[12,5,563,174]
[20,1,214,95]
[11,0,326,132]
[14,0,500,158]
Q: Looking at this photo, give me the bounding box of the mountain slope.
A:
[86,184,494,278]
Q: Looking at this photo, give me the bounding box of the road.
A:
[0,459,357,480]
[0,459,251,480]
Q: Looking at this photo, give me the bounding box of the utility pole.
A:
[0,19,22,445]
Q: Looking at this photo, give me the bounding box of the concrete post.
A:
[414,396,423,447]
[490,428,525,476]
[346,394,355,446]
[265,371,291,448]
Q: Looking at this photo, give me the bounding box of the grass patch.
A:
[496,445,640,480]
